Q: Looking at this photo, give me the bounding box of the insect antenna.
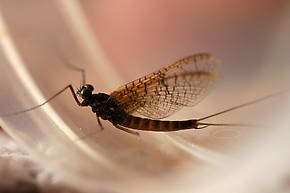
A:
[56,54,86,87]
[196,90,289,128]
[65,63,86,87]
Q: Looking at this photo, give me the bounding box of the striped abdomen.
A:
[119,114,198,132]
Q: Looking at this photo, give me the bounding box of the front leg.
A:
[2,84,82,117]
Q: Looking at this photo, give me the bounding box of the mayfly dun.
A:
[1,53,283,136]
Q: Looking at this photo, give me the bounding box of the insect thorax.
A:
[84,93,125,123]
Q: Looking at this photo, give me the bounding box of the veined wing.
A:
[109,53,220,119]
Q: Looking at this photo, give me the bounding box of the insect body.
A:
[78,84,199,133]
[3,53,280,135]
[74,53,218,135]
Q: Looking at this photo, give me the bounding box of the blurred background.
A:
[0,0,289,193]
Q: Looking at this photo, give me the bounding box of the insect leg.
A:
[97,116,105,131]
[114,124,140,136]
[2,84,82,117]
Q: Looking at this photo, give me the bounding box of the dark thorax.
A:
[77,84,126,124]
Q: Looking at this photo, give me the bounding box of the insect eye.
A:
[84,84,94,92]
[80,89,92,99]
[79,84,94,99]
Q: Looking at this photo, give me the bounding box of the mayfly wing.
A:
[109,53,221,119]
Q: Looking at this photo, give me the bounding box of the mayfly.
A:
[2,53,281,135]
